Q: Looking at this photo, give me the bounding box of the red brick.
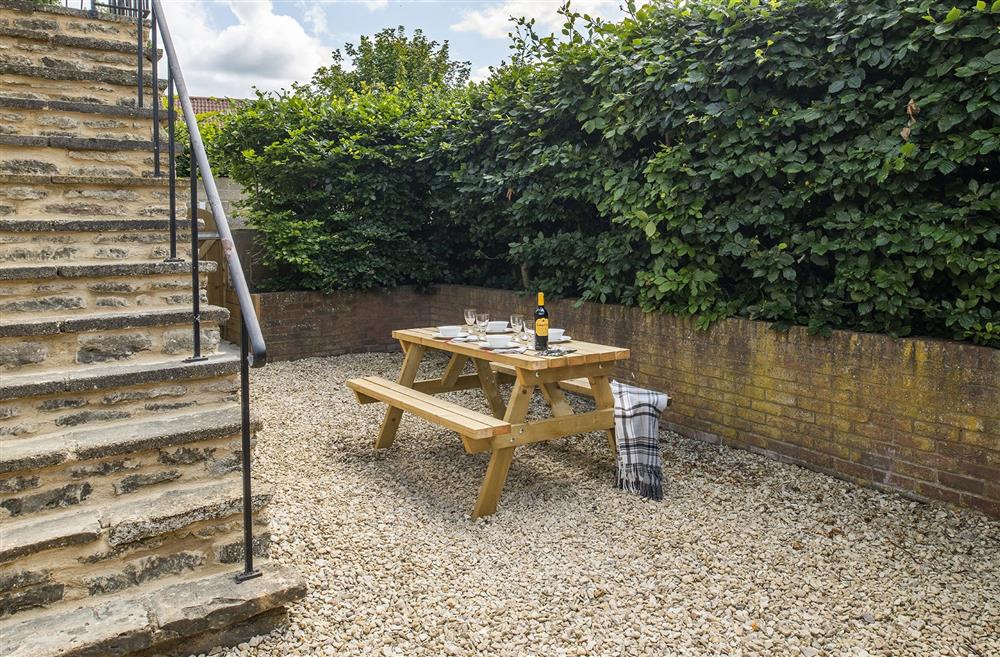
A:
[916,482,962,505]
[938,472,986,495]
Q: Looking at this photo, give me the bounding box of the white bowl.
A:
[486,320,509,333]
[438,325,461,337]
[486,334,514,348]
[548,328,565,341]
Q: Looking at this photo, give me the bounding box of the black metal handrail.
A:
[143,0,266,582]
[52,0,266,582]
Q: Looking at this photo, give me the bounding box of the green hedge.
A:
[216,0,1000,346]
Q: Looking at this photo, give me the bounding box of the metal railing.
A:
[67,0,267,582]
[58,1,148,17]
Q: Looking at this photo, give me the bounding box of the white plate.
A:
[484,328,513,334]
[433,331,469,339]
[482,340,517,349]
[549,336,572,343]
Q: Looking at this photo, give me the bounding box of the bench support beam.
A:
[375,343,425,449]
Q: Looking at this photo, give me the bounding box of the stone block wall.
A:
[247,285,1000,517]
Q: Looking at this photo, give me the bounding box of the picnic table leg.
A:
[540,382,573,417]
[472,380,535,517]
[374,343,426,450]
[588,375,617,452]
[441,354,468,387]
[473,358,506,419]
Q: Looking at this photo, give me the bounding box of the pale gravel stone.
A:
[199,353,1000,657]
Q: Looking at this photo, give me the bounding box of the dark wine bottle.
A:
[533,291,549,351]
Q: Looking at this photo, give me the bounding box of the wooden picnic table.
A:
[346,327,631,517]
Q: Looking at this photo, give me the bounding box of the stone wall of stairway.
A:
[0,2,303,655]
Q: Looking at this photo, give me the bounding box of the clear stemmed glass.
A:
[510,314,524,343]
[464,308,476,334]
[475,312,489,337]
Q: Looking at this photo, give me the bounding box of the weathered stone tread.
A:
[0,173,175,186]
[0,95,154,118]
[0,406,256,475]
[0,218,170,232]
[0,134,161,150]
[104,478,269,547]
[0,260,216,281]
[0,565,305,657]
[0,343,239,401]
[0,304,229,337]
[0,477,265,563]
[0,508,100,563]
[0,62,166,90]
[0,24,141,54]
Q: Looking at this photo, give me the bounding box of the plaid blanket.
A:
[611,380,670,501]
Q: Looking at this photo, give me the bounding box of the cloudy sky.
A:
[159,0,626,98]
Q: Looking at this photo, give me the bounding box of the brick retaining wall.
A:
[249,286,1000,517]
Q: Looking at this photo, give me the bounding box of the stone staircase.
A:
[0,2,304,655]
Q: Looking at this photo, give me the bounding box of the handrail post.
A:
[151,6,159,177]
[236,319,262,583]
[165,71,179,262]
[186,154,206,362]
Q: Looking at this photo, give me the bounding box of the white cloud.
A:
[364,0,388,10]
[451,1,625,40]
[303,3,328,35]
[160,0,333,98]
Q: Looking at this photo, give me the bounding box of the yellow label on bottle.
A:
[535,318,549,336]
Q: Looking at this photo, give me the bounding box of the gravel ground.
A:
[197,352,999,657]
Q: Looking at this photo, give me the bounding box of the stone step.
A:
[0,173,176,219]
[0,477,273,617]
[0,135,167,178]
[0,1,143,51]
[0,344,240,440]
[0,407,255,521]
[0,564,305,657]
[0,20,143,73]
[0,219,194,267]
[0,265,205,320]
[0,477,265,561]
[0,96,155,141]
[0,305,229,373]
[0,58,163,107]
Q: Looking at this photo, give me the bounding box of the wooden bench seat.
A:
[489,362,595,398]
[346,376,511,440]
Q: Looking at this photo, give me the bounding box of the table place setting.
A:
[451,305,576,354]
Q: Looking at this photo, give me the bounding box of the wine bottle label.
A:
[535,318,549,336]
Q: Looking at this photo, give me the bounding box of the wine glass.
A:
[464,308,476,333]
[510,314,524,343]
[475,312,489,337]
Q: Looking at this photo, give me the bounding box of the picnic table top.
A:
[392,327,630,371]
